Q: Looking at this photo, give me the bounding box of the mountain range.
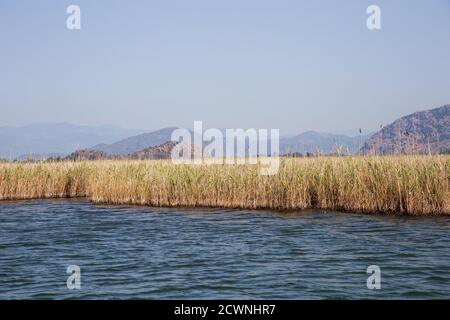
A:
[89,128,369,156]
[1,104,448,160]
[0,124,370,159]
[280,131,368,155]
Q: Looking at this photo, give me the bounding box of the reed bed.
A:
[0,156,448,215]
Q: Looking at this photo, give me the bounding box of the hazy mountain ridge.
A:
[3,103,448,160]
[280,131,369,154]
[92,127,179,155]
[0,123,145,159]
[362,104,450,154]
[0,124,372,159]
[91,128,370,156]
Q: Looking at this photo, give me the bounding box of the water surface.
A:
[0,199,448,299]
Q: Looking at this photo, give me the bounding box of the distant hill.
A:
[0,123,144,159]
[65,141,177,161]
[362,104,450,154]
[128,141,178,160]
[280,131,368,155]
[65,149,110,161]
[92,127,178,155]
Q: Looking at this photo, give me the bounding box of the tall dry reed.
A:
[0,162,91,200]
[0,156,448,215]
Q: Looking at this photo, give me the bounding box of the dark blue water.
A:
[0,199,448,299]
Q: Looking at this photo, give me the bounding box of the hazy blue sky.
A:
[1,0,449,134]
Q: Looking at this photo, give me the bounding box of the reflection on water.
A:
[0,199,449,299]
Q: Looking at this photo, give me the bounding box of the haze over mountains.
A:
[0,123,371,159]
[280,131,368,155]
[0,123,144,159]
[1,104,448,160]
[89,128,371,156]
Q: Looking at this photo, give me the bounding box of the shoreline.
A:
[2,196,449,217]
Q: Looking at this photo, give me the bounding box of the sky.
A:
[0,0,449,134]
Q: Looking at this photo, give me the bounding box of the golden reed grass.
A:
[0,156,448,215]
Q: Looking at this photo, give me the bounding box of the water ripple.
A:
[0,199,449,299]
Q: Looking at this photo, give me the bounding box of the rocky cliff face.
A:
[362,104,450,154]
